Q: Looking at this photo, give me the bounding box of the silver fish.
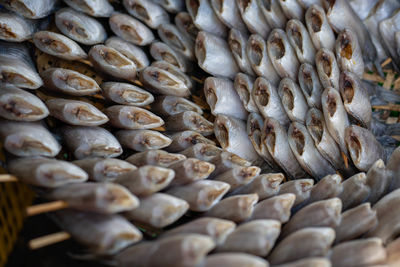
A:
[33,31,87,61]
[41,68,101,96]
[0,11,36,42]
[73,157,137,182]
[251,193,296,223]
[246,34,280,85]
[0,41,42,89]
[217,219,280,256]
[214,114,262,164]
[298,63,323,109]
[315,48,340,90]
[286,19,316,65]
[236,173,284,200]
[279,179,314,207]
[307,174,343,204]
[46,182,139,214]
[234,73,259,113]
[123,0,169,29]
[151,95,203,116]
[139,65,191,97]
[7,157,87,187]
[339,71,372,128]
[195,31,240,79]
[64,0,114,17]
[297,0,323,8]
[349,0,379,20]
[101,82,154,107]
[0,0,58,19]
[257,0,287,29]
[151,60,194,90]
[247,112,271,165]
[229,29,256,76]
[179,143,222,162]
[205,194,259,222]
[204,77,248,121]
[168,158,215,186]
[174,11,198,41]
[379,9,400,69]
[186,0,228,37]
[305,4,336,51]
[209,150,251,177]
[387,147,400,191]
[252,77,289,125]
[262,117,307,179]
[0,84,48,121]
[213,166,261,192]
[153,0,185,13]
[55,210,142,255]
[267,29,300,80]
[366,159,390,204]
[105,105,164,130]
[345,125,384,172]
[288,122,336,180]
[0,120,61,157]
[335,29,365,77]
[338,172,370,210]
[105,37,149,71]
[166,131,216,152]
[158,23,195,60]
[109,13,154,46]
[165,180,230,212]
[210,0,247,32]
[268,227,335,265]
[278,78,309,123]
[165,111,214,136]
[125,150,186,167]
[116,130,172,151]
[321,87,350,155]
[55,8,107,45]
[89,45,137,81]
[277,0,305,20]
[61,126,122,159]
[203,253,269,267]
[115,165,175,197]
[149,41,191,73]
[236,0,271,39]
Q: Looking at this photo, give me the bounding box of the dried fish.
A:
[209,151,251,177]
[149,41,191,72]
[204,77,248,120]
[125,150,185,168]
[348,0,378,20]
[89,45,137,81]
[236,0,271,39]
[246,34,280,85]
[115,165,175,197]
[55,210,142,255]
[203,253,269,267]
[217,220,281,256]
[278,179,314,206]
[46,98,108,126]
[166,131,216,152]
[150,60,194,91]
[46,182,139,213]
[366,159,390,204]
[335,29,365,77]
[278,78,308,123]
[315,48,340,90]
[234,73,258,113]
[41,68,101,96]
[0,11,36,42]
[277,0,304,20]
[64,0,114,17]
[236,173,284,200]
[0,121,61,157]
[168,158,215,186]
[251,193,296,223]
[124,193,189,228]
[158,24,195,60]
[73,157,137,182]
[257,0,287,29]
[195,31,239,79]
[55,8,107,45]
[174,12,198,41]
[267,29,300,80]
[105,37,149,71]
[151,95,203,117]
[268,227,335,265]
[213,166,261,192]
[286,19,316,64]
[338,172,370,210]
[154,0,185,13]
[165,111,214,136]
[165,180,230,212]
[270,257,331,267]
[105,105,164,130]
[305,4,335,51]
[307,174,343,204]
[7,157,87,187]
[205,194,259,222]
[180,143,222,162]
[387,147,400,191]
[61,126,122,159]
[0,84,48,121]
[116,130,172,151]
[387,238,400,267]
[109,13,154,46]
[0,41,43,89]
[0,0,57,19]
[101,82,154,107]
[123,0,169,29]
[229,30,255,76]
[186,0,228,37]
[210,0,247,32]
[298,63,323,109]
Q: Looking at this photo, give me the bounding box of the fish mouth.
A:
[121,90,149,103]
[104,186,136,208]
[320,52,332,76]
[2,98,44,118]
[205,85,218,110]
[160,51,179,67]
[187,133,209,145]
[189,159,214,175]
[200,145,221,158]
[120,24,143,43]
[145,167,173,185]
[347,131,362,164]
[39,37,70,53]
[291,126,305,156]
[163,29,185,50]
[189,113,213,133]
[99,48,132,67]
[62,20,88,38]
[71,106,105,122]
[282,86,294,111]
[288,24,303,52]
[157,153,185,165]
[229,38,242,58]
[65,74,95,90]
[170,99,199,114]
[238,166,259,180]
[0,71,35,87]
[149,69,179,86]
[236,81,250,106]
[128,110,161,125]
[101,165,133,178]
[198,186,227,208]
[143,133,170,147]
[269,34,285,59]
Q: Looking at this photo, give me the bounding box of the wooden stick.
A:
[26,201,69,217]
[0,174,18,183]
[77,58,93,67]
[373,104,400,112]
[29,231,71,250]
[383,70,395,89]
[363,72,385,83]
[381,58,392,68]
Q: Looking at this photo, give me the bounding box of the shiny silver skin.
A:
[0,0,58,19]
[210,0,247,33]
[335,29,365,77]
[286,19,316,64]
[116,129,172,151]
[123,0,169,29]
[229,29,255,76]
[165,111,214,136]
[298,63,323,109]
[278,78,309,124]
[234,73,259,113]
[315,48,340,90]
[158,23,195,60]
[64,0,114,17]
[237,0,271,38]
[0,11,36,42]
[101,82,154,107]
[305,4,335,51]
[149,41,191,73]
[257,0,287,29]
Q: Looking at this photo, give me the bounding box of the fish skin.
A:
[268,257,331,267]
[306,174,343,204]
[158,23,195,60]
[151,95,203,117]
[64,0,114,17]
[315,48,340,90]
[236,173,284,200]
[174,11,198,41]
[338,172,371,210]
[277,0,305,20]
[123,0,169,29]
[165,111,214,136]
[116,129,172,151]
[236,0,271,39]
[234,73,259,113]
[278,179,314,207]
[305,4,336,51]
[125,150,186,168]
[168,158,215,186]
[387,147,400,191]
[209,150,252,178]
[257,0,287,29]
[278,78,309,124]
[0,11,36,42]
[203,253,269,267]
[251,193,296,223]
[153,0,185,13]
[0,0,58,19]
[149,41,191,72]
[166,131,216,152]
[101,82,154,107]
[286,19,316,64]
[366,159,390,204]
[210,0,248,33]
[298,63,323,109]
[229,29,256,76]
[151,60,194,92]
[349,0,379,20]
[179,143,223,162]
[335,29,365,77]
[379,9,400,70]
[213,166,261,192]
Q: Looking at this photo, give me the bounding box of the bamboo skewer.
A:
[29,232,71,250]
[26,201,69,217]
[0,175,18,183]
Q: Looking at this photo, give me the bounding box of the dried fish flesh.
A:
[229,30,255,76]
[165,111,214,136]
[179,143,222,162]
[151,95,203,117]
[0,11,35,42]
[213,166,261,192]
[234,73,258,113]
[64,0,114,17]
[278,78,308,123]
[149,41,191,72]
[315,48,340,90]
[101,82,154,107]
[270,257,331,267]
[305,4,335,51]
[166,131,216,152]
[125,150,185,168]
[123,0,169,29]
[116,130,172,151]
[150,60,194,91]
[298,63,323,109]
[387,147,400,191]
[209,151,251,177]
[0,0,58,19]
[168,158,215,186]
[210,0,247,33]
[174,11,198,41]
[335,29,364,77]
[257,0,287,29]
[158,24,195,60]
[286,19,316,64]
[251,193,296,223]
[338,172,370,210]
[348,0,379,20]
[278,179,314,206]
[236,173,284,200]
[236,0,271,39]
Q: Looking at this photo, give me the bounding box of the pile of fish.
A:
[1,0,400,266]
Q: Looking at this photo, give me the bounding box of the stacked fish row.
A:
[0,0,400,266]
